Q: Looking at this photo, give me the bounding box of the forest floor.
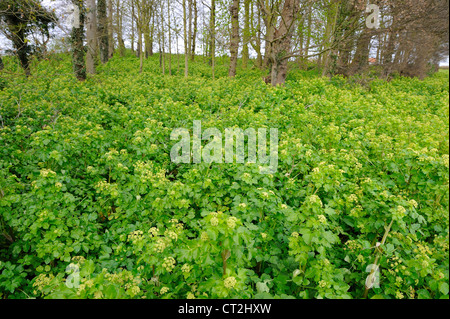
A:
[0,53,448,299]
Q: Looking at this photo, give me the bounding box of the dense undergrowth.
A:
[0,53,448,299]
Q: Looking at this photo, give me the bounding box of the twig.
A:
[15,94,22,119]
[363,219,394,298]
[237,94,249,112]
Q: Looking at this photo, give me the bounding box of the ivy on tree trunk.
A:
[71,0,86,81]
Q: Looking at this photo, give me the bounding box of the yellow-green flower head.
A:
[396,205,406,215]
[442,154,449,168]
[187,292,195,299]
[409,199,418,208]
[160,287,169,295]
[148,227,159,237]
[227,217,238,229]
[309,195,323,207]
[154,239,166,253]
[318,215,327,224]
[395,291,404,299]
[129,286,140,296]
[210,217,219,227]
[32,273,55,293]
[94,291,103,299]
[162,257,176,272]
[181,264,191,273]
[165,230,178,241]
[40,168,56,178]
[347,194,358,203]
[200,232,209,241]
[408,286,415,299]
[72,256,86,263]
[224,276,237,289]
[128,230,144,243]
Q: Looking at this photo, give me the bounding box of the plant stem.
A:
[363,219,394,299]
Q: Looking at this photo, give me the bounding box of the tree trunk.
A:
[108,0,114,59]
[144,3,153,59]
[161,1,166,74]
[144,26,151,58]
[116,0,125,56]
[71,0,86,81]
[296,18,304,68]
[176,28,180,75]
[8,20,31,76]
[183,0,189,77]
[188,0,192,61]
[139,29,143,73]
[131,2,135,52]
[349,27,372,75]
[335,1,361,76]
[98,0,109,63]
[210,0,216,79]
[397,39,412,72]
[303,8,311,67]
[260,0,277,70]
[263,24,274,69]
[137,25,142,58]
[191,0,198,61]
[228,0,239,77]
[270,56,289,85]
[149,9,155,56]
[376,33,382,64]
[252,4,263,69]
[242,0,250,68]
[268,0,300,86]
[0,56,4,71]
[321,1,339,77]
[382,30,397,77]
[167,0,172,75]
[86,0,97,74]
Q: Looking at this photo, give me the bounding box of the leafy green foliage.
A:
[0,54,448,299]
